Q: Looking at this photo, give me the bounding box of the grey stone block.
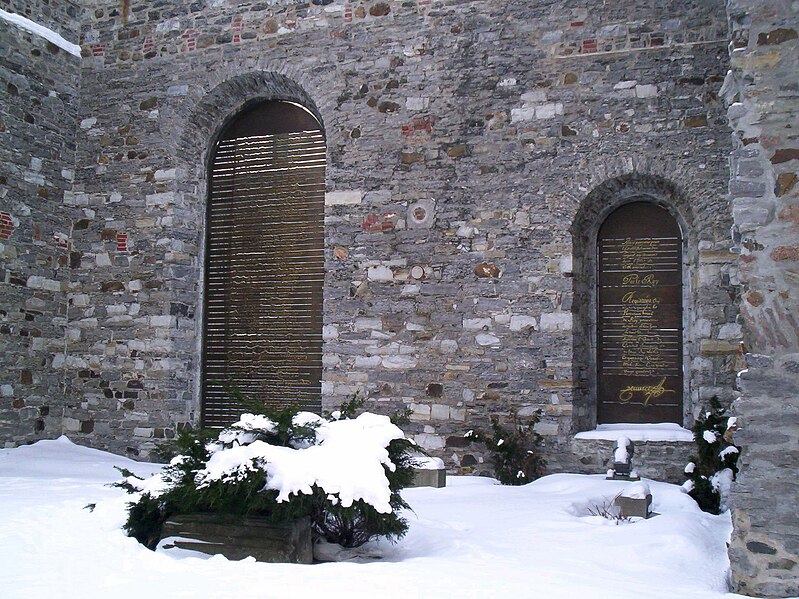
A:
[410,466,447,488]
[159,514,313,563]
[615,494,652,519]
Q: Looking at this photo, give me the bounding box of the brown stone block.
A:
[683,114,707,128]
[746,291,765,306]
[771,149,799,164]
[474,262,499,278]
[447,144,468,158]
[378,101,400,113]
[369,2,391,17]
[744,51,782,70]
[757,28,798,46]
[400,151,423,164]
[100,281,125,293]
[701,339,740,355]
[699,250,737,264]
[538,379,574,389]
[771,245,799,261]
[545,404,573,415]
[776,173,798,197]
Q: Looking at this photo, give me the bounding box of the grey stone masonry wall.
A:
[0,0,83,40]
[56,0,735,464]
[724,0,799,596]
[0,4,82,445]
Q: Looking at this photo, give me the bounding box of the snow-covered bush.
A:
[683,397,740,514]
[465,412,546,485]
[117,406,415,549]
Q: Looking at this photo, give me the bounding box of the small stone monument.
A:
[410,455,447,488]
[615,481,653,519]
[606,436,640,481]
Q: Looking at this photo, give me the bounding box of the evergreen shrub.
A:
[684,397,740,514]
[117,402,414,550]
[465,411,546,485]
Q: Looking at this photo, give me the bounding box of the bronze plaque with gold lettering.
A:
[597,202,683,423]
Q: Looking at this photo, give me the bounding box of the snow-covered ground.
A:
[0,437,746,599]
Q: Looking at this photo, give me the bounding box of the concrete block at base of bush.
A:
[159,514,313,563]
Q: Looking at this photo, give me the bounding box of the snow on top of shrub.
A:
[294,411,326,428]
[702,430,717,444]
[217,413,277,446]
[196,412,404,513]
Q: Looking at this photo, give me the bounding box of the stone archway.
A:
[166,72,326,424]
[570,174,696,432]
[596,201,684,424]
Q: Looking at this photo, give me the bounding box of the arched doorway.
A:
[201,100,325,428]
[596,201,683,424]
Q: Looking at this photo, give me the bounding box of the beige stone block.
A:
[430,404,450,420]
[325,190,363,206]
[409,403,431,421]
[700,339,740,355]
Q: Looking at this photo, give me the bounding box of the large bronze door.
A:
[597,202,683,424]
[202,101,325,428]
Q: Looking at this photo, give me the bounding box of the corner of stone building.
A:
[730,506,799,598]
[0,0,85,447]
[723,0,799,595]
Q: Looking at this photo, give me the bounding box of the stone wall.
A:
[3,1,797,592]
[0,0,83,39]
[723,0,799,596]
[0,3,82,445]
[47,0,736,464]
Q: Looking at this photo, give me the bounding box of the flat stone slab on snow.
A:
[159,513,313,563]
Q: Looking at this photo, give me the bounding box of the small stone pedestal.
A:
[159,513,313,563]
[614,494,653,518]
[410,456,446,488]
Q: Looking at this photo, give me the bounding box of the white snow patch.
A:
[575,423,694,442]
[195,412,403,514]
[711,468,735,512]
[703,430,717,444]
[614,437,631,463]
[413,456,445,470]
[0,9,81,57]
[620,481,651,499]
[0,438,737,599]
